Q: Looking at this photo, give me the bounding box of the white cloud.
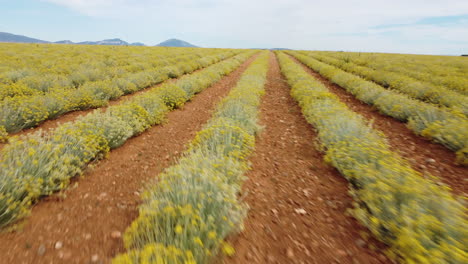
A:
[40,0,468,53]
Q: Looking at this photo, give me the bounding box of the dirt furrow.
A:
[224,53,389,264]
[0,54,258,264]
[288,55,467,196]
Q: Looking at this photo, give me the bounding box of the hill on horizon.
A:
[0,32,198,48]
[0,32,49,44]
[155,38,198,48]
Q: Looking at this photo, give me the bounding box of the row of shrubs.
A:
[277,52,467,264]
[0,51,255,228]
[0,50,241,134]
[303,51,468,115]
[0,43,228,99]
[310,51,468,96]
[112,51,270,264]
[0,52,223,99]
[288,51,468,165]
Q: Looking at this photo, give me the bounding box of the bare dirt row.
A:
[288,55,467,196]
[223,53,389,264]
[0,54,259,264]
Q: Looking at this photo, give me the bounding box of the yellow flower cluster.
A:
[277,52,468,264]
[0,43,245,133]
[113,243,197,264]
[0,126,7,143]
[0,51,256,228]
[113,51,270,264]
[288,51,468,165]
[304,51,468,114]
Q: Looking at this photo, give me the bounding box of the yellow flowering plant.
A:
[0,126,7,143]
[114,52,269,263]
[309,50,468,96]
[304,51,468,114]
[277,52,467,264]
[0,43,245,134]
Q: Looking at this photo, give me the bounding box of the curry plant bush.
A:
[0,126,7,143]
[288,51,468,165]
[0,51,255,228]
[306,50,468,96]
[302,51,468,114]
[0,43,243,134]
[113,52,269,264]
[278,52,467,264]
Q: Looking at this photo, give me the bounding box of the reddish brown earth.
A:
[288,55,468,197]
[0,54,258,264]
[223,53,390,264]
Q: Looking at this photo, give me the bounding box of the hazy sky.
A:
[1,0,467,54]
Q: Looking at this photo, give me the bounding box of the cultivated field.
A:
[0,43,466,264]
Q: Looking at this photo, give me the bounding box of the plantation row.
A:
[0,51,255,227]
[287,51,468,165]
[309,51,468,95]
[302,51,468,114]
[277,52,467,264]
[113,51,269,264]
[0,44,235,98]
[0,44,244,135]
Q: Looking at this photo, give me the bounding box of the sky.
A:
[1,0,467,55]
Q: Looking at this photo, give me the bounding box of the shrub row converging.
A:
[308,51,468,96]
[0,43,230,100]
[0,49,241,134]
[0,51,255,228]
[112,51,270,264]
[278,52,467,264]
[302,51,468,114]
[288,51,468,165]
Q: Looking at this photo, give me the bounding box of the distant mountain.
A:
[54,40,74,44]
[0,32,49,43]
[156,38,198,48]
[77,38,129,45]
[0,32,201,48]
[55,39,145,46]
